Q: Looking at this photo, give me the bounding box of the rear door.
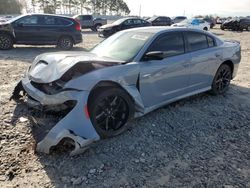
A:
[139,32,191,107]
[184,31,221,90]
[38,16,73,43]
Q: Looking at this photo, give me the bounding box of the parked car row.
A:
[0,14,82,50]
[98,17,211,38]
[2,13,247,50]
[221,18,250,31]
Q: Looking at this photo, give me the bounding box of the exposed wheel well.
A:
[87,81,134,109]
[221,60,234,77]
[0,31,15,41]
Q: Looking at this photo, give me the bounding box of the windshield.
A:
[91,31,153,61]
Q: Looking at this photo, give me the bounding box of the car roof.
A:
[30,13,73,19]
[122,26,208,34]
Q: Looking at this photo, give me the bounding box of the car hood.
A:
[28,51,125,83]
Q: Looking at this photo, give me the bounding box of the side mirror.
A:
[144,51,164,61]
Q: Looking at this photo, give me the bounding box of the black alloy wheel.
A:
[57,36,73,50]
[211,64,232,95]
[89,88,134,138]
[0,34,13,50]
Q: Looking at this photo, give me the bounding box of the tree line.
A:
[0,0,130,16]
[0,0,23,14]
[33,0,130,15]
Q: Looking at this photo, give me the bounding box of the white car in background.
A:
[172,18,210,31]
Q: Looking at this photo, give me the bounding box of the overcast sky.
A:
[123,0,250,17]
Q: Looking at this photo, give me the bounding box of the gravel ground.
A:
[0,27,250,188]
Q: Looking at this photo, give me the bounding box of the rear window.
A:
[186,32,208,52]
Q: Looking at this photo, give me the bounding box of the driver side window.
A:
[148,32,185,58]
[123,19,134,26]
[15,16,38,25]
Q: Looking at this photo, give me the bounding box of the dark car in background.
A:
[172,16,187,24]
[73,14,107,31]
[220,19,238,30]
[203,18,216,28]
[221,18,250,31]
[98,17,151,37]
[238,19,250,31]
[148,16,172,26]
[0,14,82,50]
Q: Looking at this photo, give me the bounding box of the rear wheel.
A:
[0,34,13,50]
[211,64,232,95]
[89,88,134,138]
[203,27,208,31]
[57,36,73,50]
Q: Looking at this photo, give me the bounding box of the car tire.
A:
[0,33,13,50]
[203,27,208,31]
[57,36,73,50]
[211,64,232,95]
[94,24,102,31]
[89,87,134,138]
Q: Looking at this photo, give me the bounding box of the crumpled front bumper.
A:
[21,77,100,155]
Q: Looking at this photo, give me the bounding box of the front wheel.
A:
[0,34,13,50]
[211,64,232,95]
[57,36,73,50]
[203,27,208,31]
[89,88,134,138]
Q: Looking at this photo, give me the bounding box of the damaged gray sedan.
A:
[12,27,241,155]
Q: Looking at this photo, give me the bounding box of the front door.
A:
[13,15,43,44]
[139,32,191,107]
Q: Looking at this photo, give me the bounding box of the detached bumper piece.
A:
[12,77,100,156]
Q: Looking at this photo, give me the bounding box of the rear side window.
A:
[56,18,72,26]
[207,36,215,47]
[186,32,208,52]
[148,32,185,58]
[134,19,142,24]
[44,16,56,25]
[123,19,134,25]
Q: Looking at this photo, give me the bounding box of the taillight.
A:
[75,20,81,31]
